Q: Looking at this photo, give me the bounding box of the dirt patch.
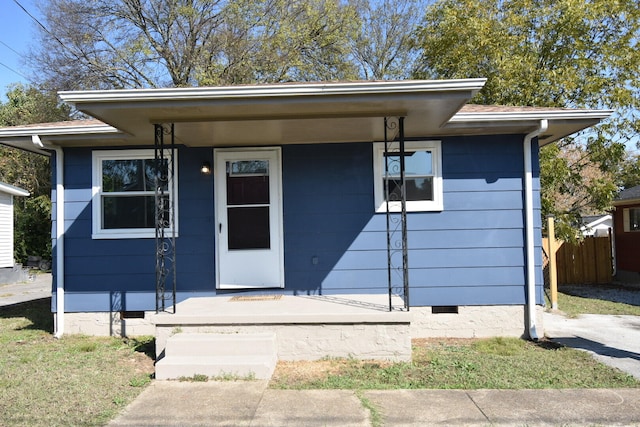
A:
[272,360,344,384]
[412,337,477,348]
[120,350,155,376]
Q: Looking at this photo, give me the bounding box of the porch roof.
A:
[0,80,612,152]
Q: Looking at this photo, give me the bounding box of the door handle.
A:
[219,223,222,233]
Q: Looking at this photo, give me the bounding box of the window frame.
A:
[373,140,443,212]
[91,149,178,239]
[623,207,640,232]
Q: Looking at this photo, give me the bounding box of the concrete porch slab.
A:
[152,294,412,362]
[151,294,411,325]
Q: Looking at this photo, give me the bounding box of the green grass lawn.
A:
[271,337,640,390]
[273,285,640,390]
[2,286,639,425]
[551,285,640,317]
[0,298,154,427]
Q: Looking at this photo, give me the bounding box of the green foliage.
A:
[413,0,640,237]
[13,195,52,263]
[619,154,640,190]
[179,373,210,382]
[0,84,70,263]
[0,83,71,126]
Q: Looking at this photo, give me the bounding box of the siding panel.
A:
[57,136,543,311]
[0,193,13,267]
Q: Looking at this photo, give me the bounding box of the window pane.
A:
[385,177,434,201]
[103,159,167,192]
[631,208,640,231]
[102,195,157,229]
[229,160,269,175]
[384,150,432,177]
[227,160,269,205]
[227,206,270,249]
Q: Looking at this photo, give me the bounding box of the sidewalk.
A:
[0,273,51,307]
[108,381,640,426]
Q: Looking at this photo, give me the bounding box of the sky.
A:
[0,0,39,100]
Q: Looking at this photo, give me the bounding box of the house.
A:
[0,80,611,361]
[612,185,640,283]
[580,214,613,237]
[0,182,30,283]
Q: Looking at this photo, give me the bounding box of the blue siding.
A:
[282,135,542,306]
[53,134,544,312]
[54,146,215,311]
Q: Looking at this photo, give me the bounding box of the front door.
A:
[215,148,284,289]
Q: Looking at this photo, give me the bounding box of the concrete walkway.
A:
[0,273,51,307]
[544,311,640,380]
[108,381,640,426]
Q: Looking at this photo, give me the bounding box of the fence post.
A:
[547,215,558,309]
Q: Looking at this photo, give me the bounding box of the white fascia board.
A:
[613,197,640,206]
[449,109,613,123]
[0,182,30,197]
[0,124,119,138]
[59,79,488,104]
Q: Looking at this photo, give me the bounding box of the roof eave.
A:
[0,182,30,196]
[613,197,640,206]
[446,109,613,144]
[58,79,488,105]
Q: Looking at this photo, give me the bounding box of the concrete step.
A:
[156,332,278,380]
[164,332,277,357]
[155,355,277,380]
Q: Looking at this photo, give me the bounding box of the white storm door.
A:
[215,148,284,289]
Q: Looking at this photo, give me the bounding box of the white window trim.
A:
[373,140,443,212]
[623,207,640,232]
[92,149,178,239]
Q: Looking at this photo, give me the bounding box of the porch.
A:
[152,293,412,380]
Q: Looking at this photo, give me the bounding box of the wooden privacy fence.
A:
[543,235,613,285]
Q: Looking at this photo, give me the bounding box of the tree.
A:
[197,0,359,85]
[619,153,640,190]
[0,84,72,262]
[30,0,362,90]
[348,0,428,80]
[413,0,640,239]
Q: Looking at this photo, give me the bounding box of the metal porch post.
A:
[384,117,410,311]
[154,124,177,313]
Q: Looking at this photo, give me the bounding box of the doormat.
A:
[229,295,283,302]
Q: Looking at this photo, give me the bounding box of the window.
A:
[623,208,640,232]
[373,141,443,212]
[92,150,177,239]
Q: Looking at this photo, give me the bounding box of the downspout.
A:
[33,135,65,338]
[523,120,547,341]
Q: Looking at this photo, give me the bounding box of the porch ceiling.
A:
[57,80,486,147]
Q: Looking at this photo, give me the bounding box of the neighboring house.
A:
[0,182,30,285]
[0,80,611,344]
[612,185,640,283]
[0,181,29,268]
[581,214,613,237]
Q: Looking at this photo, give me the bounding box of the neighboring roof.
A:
[451,104,612,146]
[0,119,119,154]
[581,214,612,229]
[0,80,612,150]
[0,182,29,197]
[613,185,640,205]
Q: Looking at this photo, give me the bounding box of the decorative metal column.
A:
[154,123,177,313]
[384,117,410,311]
